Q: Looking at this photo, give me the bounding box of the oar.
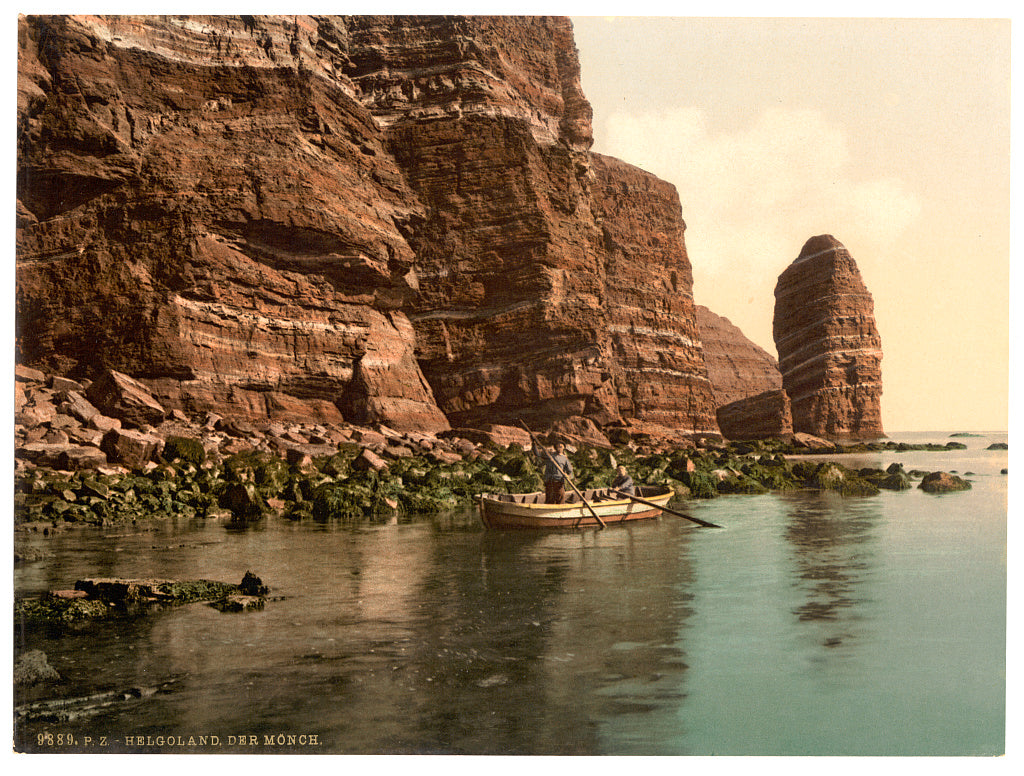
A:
[610,488,722,528]
[519,421,607,529]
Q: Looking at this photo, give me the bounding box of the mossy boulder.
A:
[15,596,110,625]
[805,462,880,496]
[919,472,972,493]
[310,479,386,520]
[717,474,769,495]
[163,435,206,467]
[220,482,265,520]
[877,472,913,491]
[682,470,720,499]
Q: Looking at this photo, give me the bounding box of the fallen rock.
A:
[15,365,46,383]
[57,446,109,471]
[350,428,387,450]
[58,390,101,424]
[791,432,837,451]
[101,428,163,468]
[86,369,166,428]
[51,375,86,394]
[88,413,123,433]
[351,447,388,472]
[15,442,69,467]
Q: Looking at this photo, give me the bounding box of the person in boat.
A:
[535,441,573,504]
[611,465,635,496]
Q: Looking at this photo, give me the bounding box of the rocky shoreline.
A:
[16,364,987,535]
[15,362,999,632]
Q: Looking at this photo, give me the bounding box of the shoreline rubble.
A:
[14,365,994,534]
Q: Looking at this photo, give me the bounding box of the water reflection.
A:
[780,492,881,650]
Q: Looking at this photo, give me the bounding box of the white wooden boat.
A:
[477,485,673,529]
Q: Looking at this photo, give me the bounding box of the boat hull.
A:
[478,487,673,530]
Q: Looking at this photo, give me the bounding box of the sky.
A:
[570,13,1011,433]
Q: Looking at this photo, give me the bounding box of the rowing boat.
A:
[477,485,674,529]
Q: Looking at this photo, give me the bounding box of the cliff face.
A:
[696,305,782,408]
[592,154,718,433]
[17,14,723,437]
[773,235,884,440]
[346,16,620,429]
[17,14,449,431]
[716,390,793,441]
[696,305,787,440]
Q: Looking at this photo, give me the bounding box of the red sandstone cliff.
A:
[696,305,782,407]
[17,14,449,432]
[592,155,718,433]
[345,16,619,429]
[773,235,884,440]
[17,14,724,438]
[696,305,788,440]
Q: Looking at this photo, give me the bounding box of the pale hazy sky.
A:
[571,14,1011,433]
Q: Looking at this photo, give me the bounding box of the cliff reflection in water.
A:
[85,519,699,755]
[781,492,881,648]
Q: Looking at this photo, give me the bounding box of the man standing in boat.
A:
[535,441,573,504]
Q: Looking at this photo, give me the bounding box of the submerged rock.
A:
[15,574,269,626]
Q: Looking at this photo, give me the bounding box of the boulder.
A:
[50,375,85,393]
[350,429,386,450]
[351,448,388,472]
[88,414,122,433]
[15,364,46,383]
[14,650,61,686]
[15,401,57,428]
[58,390,101,423]
[86,370,166,428]
[58,446,109,471]
[15,442,69,467]
[919,472,972,493]
[792,432,836,451]
[100,428,164,468]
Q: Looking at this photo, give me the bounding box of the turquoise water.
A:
[13,432,1006,755]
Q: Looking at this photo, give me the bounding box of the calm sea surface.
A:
[13,431,1007,755]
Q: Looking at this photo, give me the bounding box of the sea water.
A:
[13,432,1007,755]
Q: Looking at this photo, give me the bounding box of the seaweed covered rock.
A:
[717,474,770,495]
[14,650,61,686]
[16,574,268,625]
[919,472,972,493]
[163,436,206,467]
[801,462,880,496]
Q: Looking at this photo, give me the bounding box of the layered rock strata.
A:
[773,235,883,439]
[591,154,719,433]
[17,14,449,432]
[716,389,793,441]
[696,305,782,407]
[18,14,725,438]
[345,15,620,429]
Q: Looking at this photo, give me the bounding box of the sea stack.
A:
[773,235,883,440]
